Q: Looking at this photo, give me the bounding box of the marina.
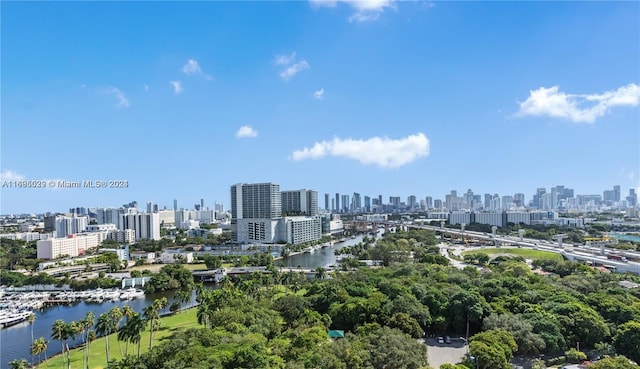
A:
[0,235,369,367]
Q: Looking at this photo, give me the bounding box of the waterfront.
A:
[0,235,366,367]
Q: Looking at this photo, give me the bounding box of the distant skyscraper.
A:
[389,196,401,209]
[173,199,178,211]
[514,193,525,207]
[407,195,417,210]
[335,193,340,213]
[364,196,371,212]
[627,189,637,206]
[146,201,153,213]
[484,193,491,209]
[434,199,443,209]
[341,195,350,212]
[201,198,205,210]
[425,196,433,209]
[324,193,330,211]
[614,185,621,202]
[352,193,362,211]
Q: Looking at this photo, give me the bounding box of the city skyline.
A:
[2,1,639,214]
[0,182,635,216]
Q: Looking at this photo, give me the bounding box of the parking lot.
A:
[422,337,468,368]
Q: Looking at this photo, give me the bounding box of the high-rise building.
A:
[464,189,474,208]
[425,196,433,209]
[389,196,401,209]
[324,193,330,211]
[433,199,443,209]
[120,212,160,241]
[54,215,89,237]
[147,202,153,213]
[533,188,546,209]
[173,199,178,211]
[614,185,621,202]
[231,183,281,220]
[352,193,362,211]
[364,196,371,212]
[335,193,340,213]
[514,193,525,207]
[407,195,417,210]
[341,195,350,212]
[281,189,318,216]
[626,189,637,207]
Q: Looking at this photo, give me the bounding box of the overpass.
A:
[346,221,640,275]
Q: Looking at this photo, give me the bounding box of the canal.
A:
[0,234,369,367]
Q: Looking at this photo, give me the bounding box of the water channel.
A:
[1,234,367,367]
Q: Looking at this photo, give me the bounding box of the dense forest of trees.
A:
[105,229,640,369]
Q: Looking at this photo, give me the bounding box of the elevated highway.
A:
[347,221,640,275]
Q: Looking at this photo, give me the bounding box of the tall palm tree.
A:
[119,313,147,358]
[121,306,135,356]
[108,306,124,357]
[31,337,48,367]
[96,313,114,363]
[144,297,167,350]
[81,311,95,369]
[51,320,67,369]
[28,313,36,367]
[196,303,213,329]
[64,321,80,369]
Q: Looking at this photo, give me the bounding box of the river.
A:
[0,234,368,367]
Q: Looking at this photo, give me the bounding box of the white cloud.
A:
[105,87,130,108]
[1,170,25,181]
[292,132,430,168]
[280,60,310,81]
[310,0,396,22]
[181,59,212,80]
[182,59,202,75]
[516,83,640,123]
[313,88,325,100]
[170,81,183,94]
[274,52,297,66]
[236,125,258,138]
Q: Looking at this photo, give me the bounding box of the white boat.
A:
[120,288,144,300]
[0,310,32,328]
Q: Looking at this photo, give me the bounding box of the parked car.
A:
[437,336,444,344]
[445,336,452,344]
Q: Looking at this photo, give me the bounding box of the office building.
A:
[324,193,330,211]
[335,193,340,213]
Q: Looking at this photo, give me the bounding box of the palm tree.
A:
[64,321,80,369]
[144,297,167,350]
[119,313,147,358]
[120,306,135,356]
[108,306,124,357]
[51,320,67,369]
[196,303,213,329]
[96,313,114,363]
[79,311,95,369]
[315,266,327,280]
[8,359,29,369]
[31,337,48,367]
[28,313,36,367]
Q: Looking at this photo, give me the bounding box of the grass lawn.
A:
[127,263,208,273]
[38,308,200,369]
[462,248,564,261]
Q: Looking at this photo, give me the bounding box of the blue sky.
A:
[1,1,639,214]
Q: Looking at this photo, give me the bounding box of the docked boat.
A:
[0,310,32,328]
[119,288,145,300]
